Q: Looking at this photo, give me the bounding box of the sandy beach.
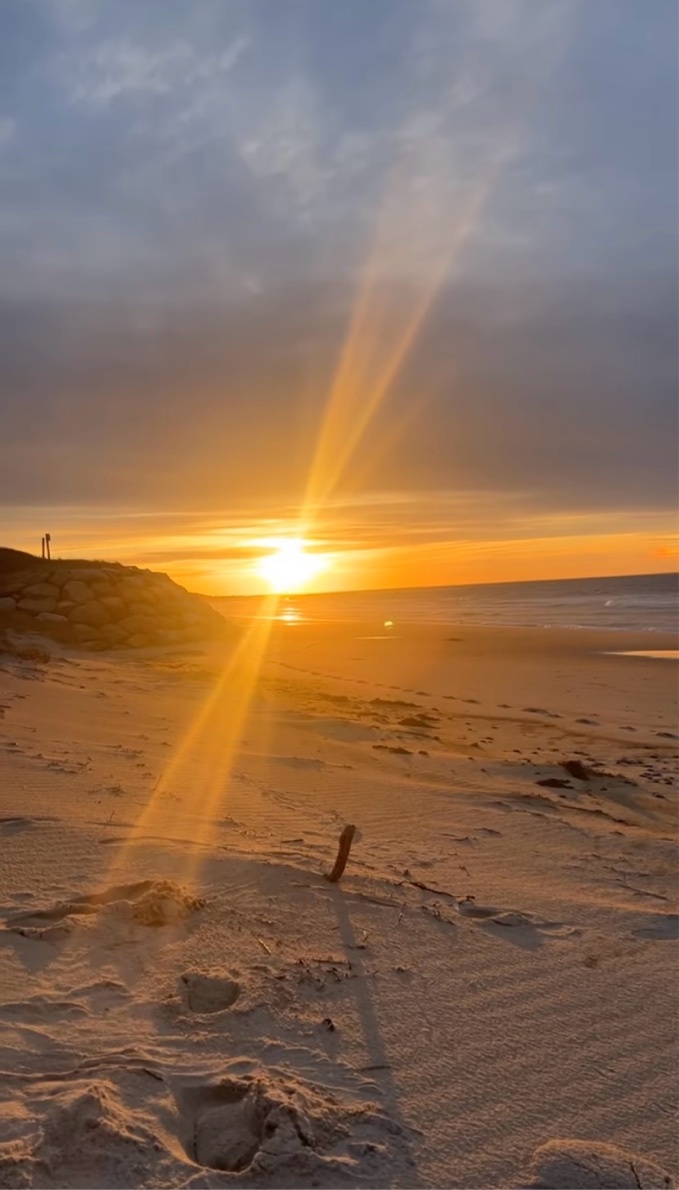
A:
[0,619,677,1188]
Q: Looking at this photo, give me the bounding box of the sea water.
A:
[217,572,679,635]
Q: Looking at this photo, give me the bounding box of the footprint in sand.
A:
[521,1137,674,1189]
[177,1080,265,1171]
[173,1071,400,1178]
[5,879,203,934]
[458,901,578,947]
[0,815,59,835]
[180,971,241,1014]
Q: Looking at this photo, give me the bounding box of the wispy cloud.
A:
[59,33,250,107]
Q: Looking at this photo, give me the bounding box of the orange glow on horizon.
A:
[186,524,678,596]
[2,510,676,597]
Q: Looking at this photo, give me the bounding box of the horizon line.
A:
[200,568,678,601]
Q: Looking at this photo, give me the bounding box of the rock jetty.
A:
[0,549,229,651]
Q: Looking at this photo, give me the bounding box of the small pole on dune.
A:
[325,824,357,883]
[45,533,51,560]
[41,536,45,559]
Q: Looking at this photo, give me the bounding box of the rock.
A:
[72,623,98,644]
[128,600,155,617]
[64,567,109,580]
[99,596,125,615]
[129,584,155,603]
[17,597,58,614]
[24,582,60,598]
[63,580,94,604]
[69,602,110,629]
[119,614,155,637]
[99,623,128,647]
[122,575,148,592]
[0,552,230,652]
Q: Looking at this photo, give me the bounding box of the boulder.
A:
[17,597,58,614]
[99,623,128,647]
[65,567,109,581]
[24,582,60,598]
[125,588,154,606]
[128,600,155,618]
[119,614,156,637]
[69,602,110,629]
[72,623,98,645]
[0,551,230,652]
[63,580,94,604]
[100,596,125,615]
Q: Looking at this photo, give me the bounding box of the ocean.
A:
[216,572,679,635]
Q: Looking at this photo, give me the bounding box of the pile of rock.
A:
[0,554,229,651]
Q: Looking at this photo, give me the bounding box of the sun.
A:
[256,539,326,594]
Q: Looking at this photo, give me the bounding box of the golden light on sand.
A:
[256,539,326,594]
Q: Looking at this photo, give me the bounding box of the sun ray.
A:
[106,595,280,883]
[301,9,574,525]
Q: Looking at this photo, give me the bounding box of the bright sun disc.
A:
[257,540,325,594]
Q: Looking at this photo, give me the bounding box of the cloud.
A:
[0,0,675,550]
[0,268,674,519]
[59,32,250,107]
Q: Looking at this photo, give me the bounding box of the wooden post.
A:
[325,824,356,883]
[45,533,51,560]
[41,536,45,559]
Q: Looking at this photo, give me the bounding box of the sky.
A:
[0,0,677,595]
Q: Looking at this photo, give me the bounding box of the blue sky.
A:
[0,0,676,590]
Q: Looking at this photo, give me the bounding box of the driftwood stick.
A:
[325,824,356,883]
